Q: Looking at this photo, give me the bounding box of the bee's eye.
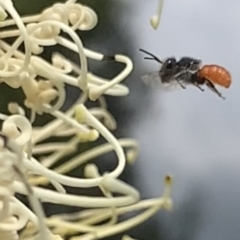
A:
[166,59,176,69]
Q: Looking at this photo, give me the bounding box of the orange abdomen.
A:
[198,65,231,88]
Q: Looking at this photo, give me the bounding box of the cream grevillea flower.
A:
[0,0,172,240]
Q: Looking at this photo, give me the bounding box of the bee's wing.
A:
[141,71,184,91]
[141,71,161,86]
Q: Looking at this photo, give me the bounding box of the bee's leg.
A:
[193,83,204,92]
[205,79,225,100]
[174,71,187,89]
[176,80,186,89]
[190,73,205,91]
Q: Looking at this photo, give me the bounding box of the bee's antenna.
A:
[139,48,163,64]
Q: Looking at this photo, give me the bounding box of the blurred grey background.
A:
[9,0,240,240]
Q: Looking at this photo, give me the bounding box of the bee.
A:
[139,48,232,99]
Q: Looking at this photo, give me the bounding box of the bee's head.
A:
[160,57,177,76]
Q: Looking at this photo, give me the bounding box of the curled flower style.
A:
[150,0,165,30]
[0,0,173,240]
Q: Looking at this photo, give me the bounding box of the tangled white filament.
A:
[0,1,173,240]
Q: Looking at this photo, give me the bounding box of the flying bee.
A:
[139,48,201,89]
[139,48,232,99]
